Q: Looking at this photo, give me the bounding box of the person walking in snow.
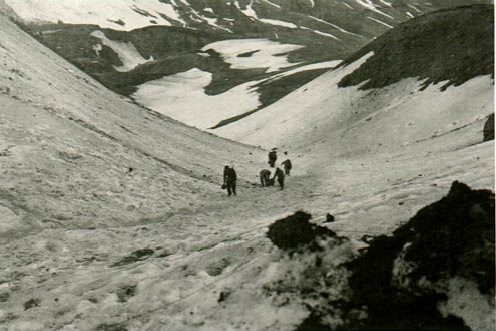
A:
[223,165,237,196]
[281,159,292,176]
[259,169,274,187]
[268,149,277,168]
[272,167,285,190]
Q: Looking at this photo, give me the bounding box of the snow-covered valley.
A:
[0,2,493,331]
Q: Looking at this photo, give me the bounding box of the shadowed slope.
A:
[338,4,494,91]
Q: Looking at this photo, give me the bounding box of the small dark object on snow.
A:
[23,298,41,310]
[111,248,154,267]
[324,213,335,223]
[218,290,231,303]
[221,184,227,189]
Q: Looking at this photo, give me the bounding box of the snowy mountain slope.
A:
[0,3,493,331]
[214,4,494,155]
[5,0,490,131]
[0,7,268,237]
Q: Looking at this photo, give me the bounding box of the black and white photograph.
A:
[0,0,494,330]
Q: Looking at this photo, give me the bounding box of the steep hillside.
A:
[0,2,494,331]
[338,4,494,91]
[3,0,490,130]
[0,5,269,237]
[214,4,494,156]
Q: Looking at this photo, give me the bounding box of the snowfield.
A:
[132,68,261,129]
[5,0,185,30]
[0,2,493,331]
[201,39,303,73]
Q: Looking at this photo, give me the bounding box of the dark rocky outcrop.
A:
[297,181,494,330]
[267,210,340,253]
[483,113,494,141]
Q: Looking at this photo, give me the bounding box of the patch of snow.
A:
[308,0,315,8]
[5,0,189,30]
[308,16,362,37]
[132,68,261,129]
[262,0,281,9]
[235,0,259,19]
[201,39,304,73]
[354,0,394,19]
[203,7,214,13]
[89,30,152,72]
[342,2,354,10]
[367,16,393,29]
[379,0,392,7]
[408,4,423,13]
[406,11,414,18]
[92,43,102,57]
[201,16,233,32]
[302,27,340,40]
[259,18,298,29]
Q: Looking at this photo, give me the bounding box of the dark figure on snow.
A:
[273,167,285,190]
[223,165,237,196]
[268,149,277,167]
[260,169,274,187]
[281,159,292,176]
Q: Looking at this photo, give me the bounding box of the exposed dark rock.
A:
[324,213,335,223]
[116,284,136,303]
[339,181,494,330]
[0,292,10,302]
[267,211,339,253]
[205,258,230,276]
[111,248,154,267]
[23,298,41,310]
[218,290,231,303]
[95,323,128,331]
[483,113,494,141]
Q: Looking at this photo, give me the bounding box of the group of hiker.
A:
[222,148,292,197]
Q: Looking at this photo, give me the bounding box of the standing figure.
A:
[281,159,292,176]
[223,165,237,196]
[259,169,273,187]
[272,167,285,190]
[268,149,277,167]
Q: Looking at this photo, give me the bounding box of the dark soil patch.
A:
[23,298,41,310]
[338,5,494,91]
[111,248,154,267]
[95,323,128,331]
[336,181,494,330]
[267,210,340,253]
[205,258,231,276]
[0,292,10,302]
[483,113,494,141]
[116,284,137,303]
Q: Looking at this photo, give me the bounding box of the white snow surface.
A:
[259,18,298,28]
[5,0,188,30]
[0,5,493,331]
[214,52,494,159]
[90,30,152,72]
[132,68,261,129]
[201,38,303,73]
